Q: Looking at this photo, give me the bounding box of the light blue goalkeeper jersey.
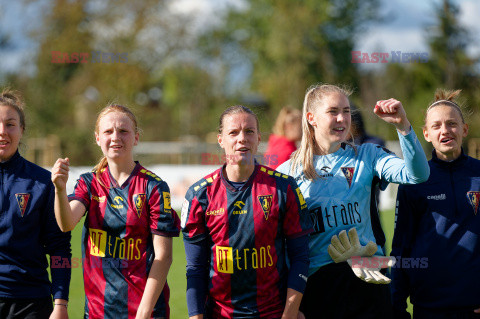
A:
[277,129,429,275]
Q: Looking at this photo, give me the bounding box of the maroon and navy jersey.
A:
[69,163,180,319]
[181,164,312,318]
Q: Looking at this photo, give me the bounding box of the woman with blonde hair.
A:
[391,89,480,318]
[277,84,430,318]
[264,107,302,169]
[52,104,180,318]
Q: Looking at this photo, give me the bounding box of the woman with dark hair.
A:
[182,105,312,318]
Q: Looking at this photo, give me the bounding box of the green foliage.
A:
[200,0,380,127]
[1,0,479,164]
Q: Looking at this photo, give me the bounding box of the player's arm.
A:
[51,158,86,232]
[182,184,209,318]
[282,234,309,319]
[185,239,208,319]
[282,288,304,319]
[41,182,71,318]
[50,298,69,319]
[136,234,173,319]
[391,185,414,318]
[373,100,429,184]
[281,178,313,318]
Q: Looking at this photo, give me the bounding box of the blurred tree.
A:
[199,0,380,130]
[357,0,479,143]
[17,0,228,164]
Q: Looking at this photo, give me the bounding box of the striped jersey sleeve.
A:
[283,176,313,238]
[148,180,180,237]
[181,179,210,243]
[68,173,93,208]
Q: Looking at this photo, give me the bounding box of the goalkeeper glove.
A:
[348,256,396,284]
[327,228,377,263]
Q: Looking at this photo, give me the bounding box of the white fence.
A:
[61,141,402,211]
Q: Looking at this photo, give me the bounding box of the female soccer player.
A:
[0,88,71,319]
[52,104,180,319]
[277,84,430,318]
[391,89,480,319]
[264,107,302,169]
[181,105,312,318]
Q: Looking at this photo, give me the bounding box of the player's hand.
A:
[49,303,68,319]
[347,256,395,284]
[474,307,480,313]
[327,228,378,263]
[52,158,70,192]
[374,98,411,134]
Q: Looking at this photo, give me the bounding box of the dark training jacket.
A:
[0,151,71,300]
[391,149,480,316]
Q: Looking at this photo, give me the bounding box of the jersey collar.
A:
[105,161,141,188]
[431,148,468,168]
[220,162,259,192]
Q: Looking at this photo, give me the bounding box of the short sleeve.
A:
[181,186,208,243]
[68,174,91,208]
[283,178,313,239]
[149,182,180,237]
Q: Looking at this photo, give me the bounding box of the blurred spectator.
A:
[264,107,302,169]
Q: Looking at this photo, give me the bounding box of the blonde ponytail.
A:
[290,84,353,181]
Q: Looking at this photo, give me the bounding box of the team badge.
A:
[15,193,30,217]
[341,167,355,187]
[467,191,480,215]
[133,194,146,218]
[258,195,273,220]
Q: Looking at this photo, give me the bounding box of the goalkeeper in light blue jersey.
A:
[277,83,430,318]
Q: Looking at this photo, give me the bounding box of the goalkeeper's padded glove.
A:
[347,256,396,284]
[327,228,377,263]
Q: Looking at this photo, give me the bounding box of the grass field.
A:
[62,209,411,318]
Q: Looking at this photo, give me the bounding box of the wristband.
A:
[54,303,68,308]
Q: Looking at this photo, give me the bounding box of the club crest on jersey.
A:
[341,167,355,187]
[467,191,480,215]
[133,194,146,218]
[15,193,30,217]
[258,195,273,220]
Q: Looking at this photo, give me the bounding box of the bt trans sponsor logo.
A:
[215,245,274,274]
[89,228,142,260]
[351,51,429,63]
[51,51,128,63]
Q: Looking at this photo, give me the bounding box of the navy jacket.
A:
[0,151,71,300]
[391,149,480,316]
